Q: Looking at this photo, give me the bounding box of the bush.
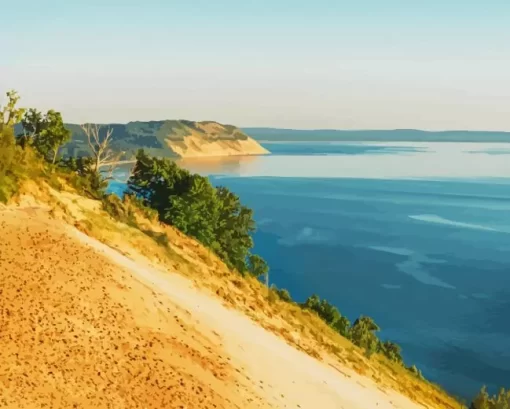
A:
[276,288,292,303]
[123,193,158,221]
[246,254,269,278]
[59,156,107,199]
[379,340,404,364]
[0,126,43,202]
[102,191,160,228]
[0,127,18,202]
[350,316,380,354]
[470,386,510,409]
[301,294,351,338]
[102,194,132,223]
[300,294,410,366]
[408,364,425,380]
[269,285,293,303]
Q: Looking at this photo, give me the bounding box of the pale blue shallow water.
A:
[109,142,510,399]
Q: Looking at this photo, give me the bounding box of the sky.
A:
[1,0,510,130]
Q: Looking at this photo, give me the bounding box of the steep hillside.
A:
[63,120,269,159]
[0,182,460,409]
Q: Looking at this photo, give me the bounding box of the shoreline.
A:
[99,152,271,169]
[99,160,136,168]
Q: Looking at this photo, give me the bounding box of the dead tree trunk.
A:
[80,123,115,173]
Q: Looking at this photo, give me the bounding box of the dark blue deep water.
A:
[110,141,510,399]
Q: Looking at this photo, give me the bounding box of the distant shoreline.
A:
[98,152,272,168]
[244,128,510,143]
[257,140,510,144]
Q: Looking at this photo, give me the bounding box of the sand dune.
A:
[0,206,425,408]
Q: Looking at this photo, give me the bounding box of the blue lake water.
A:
[109,141,510,399]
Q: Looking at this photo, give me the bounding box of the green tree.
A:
[332,315,351,338]
[0,91,21,178]
[408,364,425,380]
[247,254,268,277]
[166,174,220,245]
[379,340,403,364]
[1,90,25,130]
[0,90,25,138]
[303,294,321,311]
[128,150,188,214]
[494,388,509,409]
[471,386,492,409]
[128,149,264,273]
[0,126,16,177]
[301,294,351,337]
[350,315,381,353]
[18,108,44,148]
[0,91,31,202]
[274,287,292,302]
[33,110,71,164]
[59,156,108,198]
[214,186,255,272]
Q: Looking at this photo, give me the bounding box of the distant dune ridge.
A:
[61,120,270,159]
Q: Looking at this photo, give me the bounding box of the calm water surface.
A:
[110,141,510,399]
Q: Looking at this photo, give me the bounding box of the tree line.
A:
[127,149,269,276]
[0,90,504,408]
[285,292,406,365]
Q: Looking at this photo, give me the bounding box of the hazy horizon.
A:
[58,120,510,133]
[2,1,509,131]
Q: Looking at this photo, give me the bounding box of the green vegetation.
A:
[301,294,351,337]
[36,120,254,159]
[470,387,510,409]
[0,125,22,202]
[20,108,71,164]
[1,90,507,408]
[0,91,36,201]
[0,90,109,202]
[246,254,269,278]
[127,149,266,275]
[298,293,404,363]
[270,285,292,303]
[1,90,25,127]
[60,156,108,199]
[123,147,419,376]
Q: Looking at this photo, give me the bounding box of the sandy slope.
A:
[167,134,269,158]
[0,207,425,409]
[164,121,270,158]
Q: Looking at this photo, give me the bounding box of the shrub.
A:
[0,126,43,202]
[123,192,158,221]
[470,386,510,409]
[379,340,404,364]
[102,194,131,223]
[0,127,18,202]
[408,364,425,380]
[301,294,351,338]
[276,288,292,303]
[59,156,107,199]
[269,285,293,303]
[350,316,380,355]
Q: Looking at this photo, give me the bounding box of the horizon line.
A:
[60,121,510,134]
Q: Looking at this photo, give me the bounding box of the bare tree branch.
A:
[80,123,118,173]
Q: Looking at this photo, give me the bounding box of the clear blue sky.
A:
[2,0,509,130]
